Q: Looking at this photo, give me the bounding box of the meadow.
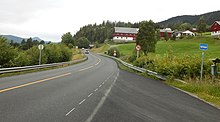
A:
[117,36,220,59]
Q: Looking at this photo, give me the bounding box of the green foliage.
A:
[171,34,176,41]
[0,37,73,68]
[164,31,169,41]
[74,37,90,48]
[136,20,158,55]
[179,23,192,31]
[68,43,73,48]
[108,47,120,58]
[44,44,72,63]
[0,37,17,67]
[19,38,41,50]
[12,51,31,66]
[73,21,140,44]
[26,46,47,65]
[157,11,220,28]
[61,32,74,46]
[197,16,207,35]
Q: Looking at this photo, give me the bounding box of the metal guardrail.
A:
[101,54,187,84]
[0,57,88,74]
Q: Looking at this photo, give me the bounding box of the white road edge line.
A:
[94,88,98,92]
[85,72,118,122]
[79,66,94,72]
[88,93,93,97]
[102,82,105,85]
[65,107,76,116]
[99,85,102,88]
[79,99,86,105]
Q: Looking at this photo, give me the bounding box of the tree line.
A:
[0,37,72,68]
[10,38,51,50]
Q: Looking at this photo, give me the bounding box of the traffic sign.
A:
[38,44,44,50]
[200,44,208,51]
[113,50,116,57]
[136,45,141,51]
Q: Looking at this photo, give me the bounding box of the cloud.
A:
[0,0,61,24]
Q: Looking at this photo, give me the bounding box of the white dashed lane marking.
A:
[65,107,76,116]
[65,71,120,117]
[79,99,86,105]
[94,88,98,92]
[88,93,93,98]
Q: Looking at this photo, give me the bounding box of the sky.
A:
[0,0,219,42]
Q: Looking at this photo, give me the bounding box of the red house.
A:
[113,27,139,43]
[160,28,173,38]
[211,21,220,38]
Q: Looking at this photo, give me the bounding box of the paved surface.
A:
[0,53,220,122]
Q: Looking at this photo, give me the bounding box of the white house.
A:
[113,27,139,42]
[182,30,195,36]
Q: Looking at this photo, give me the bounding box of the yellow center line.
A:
[0,73,71,93]
[0,56,102,94]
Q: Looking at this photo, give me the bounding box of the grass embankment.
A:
[115,36,220,107]
[90,44,110,53]
[72,48,85,60]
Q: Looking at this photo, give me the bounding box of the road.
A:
[0,53,220,122]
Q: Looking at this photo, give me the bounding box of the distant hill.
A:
[157,10,220,28]
[1,35,24,43]
[32,37,43,42]
[0,35,45,43]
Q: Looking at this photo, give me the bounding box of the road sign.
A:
[136,45,141,51]
[38,44,44,50]
[113,50,116,57]
[38,44,44,65]
[200,43,208,51]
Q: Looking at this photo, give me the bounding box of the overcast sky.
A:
[0,0,219,42]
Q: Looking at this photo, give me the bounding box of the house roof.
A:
[160,28,173,33]
[182,30,194,34]
[114,27,139,34]
[211,21,220,27]
[216,21,220,25]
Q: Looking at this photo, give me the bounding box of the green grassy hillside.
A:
[117,37,220,59]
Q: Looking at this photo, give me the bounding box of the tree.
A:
[179,23,192,31]
[26,37,33,49]
[20,39,28,50]
[136,20,158,55]
[197,16,207,36]
[61,32,73,45]
[39,40,45,44]
[164,31,169,41]
[0,37,17,67]
[74,37,90,48]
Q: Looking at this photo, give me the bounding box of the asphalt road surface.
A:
[0,53,220,122]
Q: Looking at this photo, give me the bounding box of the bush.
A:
[0,37,17,67]
[108,47,120,58]
[132,54,212,80]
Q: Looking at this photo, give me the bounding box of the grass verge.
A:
[166,80,220,108]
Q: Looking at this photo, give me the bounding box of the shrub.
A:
[108,47,120,58]
[132,54,212,80]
